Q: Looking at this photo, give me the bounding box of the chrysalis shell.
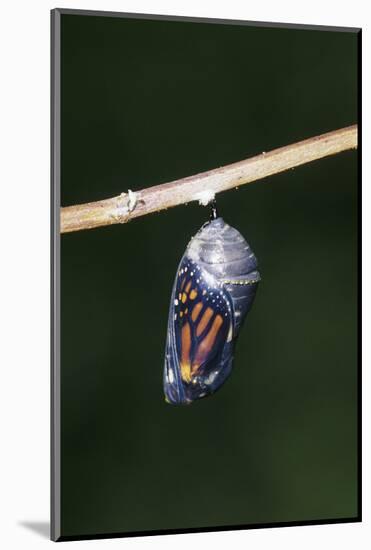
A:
[164,217,260,404]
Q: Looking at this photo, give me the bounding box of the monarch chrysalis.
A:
[164,205,260,404]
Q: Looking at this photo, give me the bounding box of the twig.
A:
[61,125,357,233]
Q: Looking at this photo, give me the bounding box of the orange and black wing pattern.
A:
[164,256,234,404]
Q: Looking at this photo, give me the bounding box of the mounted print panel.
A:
[51,8,361,542]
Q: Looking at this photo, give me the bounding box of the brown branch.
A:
[61,125,357,233]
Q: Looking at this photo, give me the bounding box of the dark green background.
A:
[60,14,359,538]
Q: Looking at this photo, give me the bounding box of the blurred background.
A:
[60,13,359,538]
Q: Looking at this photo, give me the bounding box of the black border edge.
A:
[357,28,362,523]
[51,8,362,542]
[51,7,61,543]
[57,517,360,543]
